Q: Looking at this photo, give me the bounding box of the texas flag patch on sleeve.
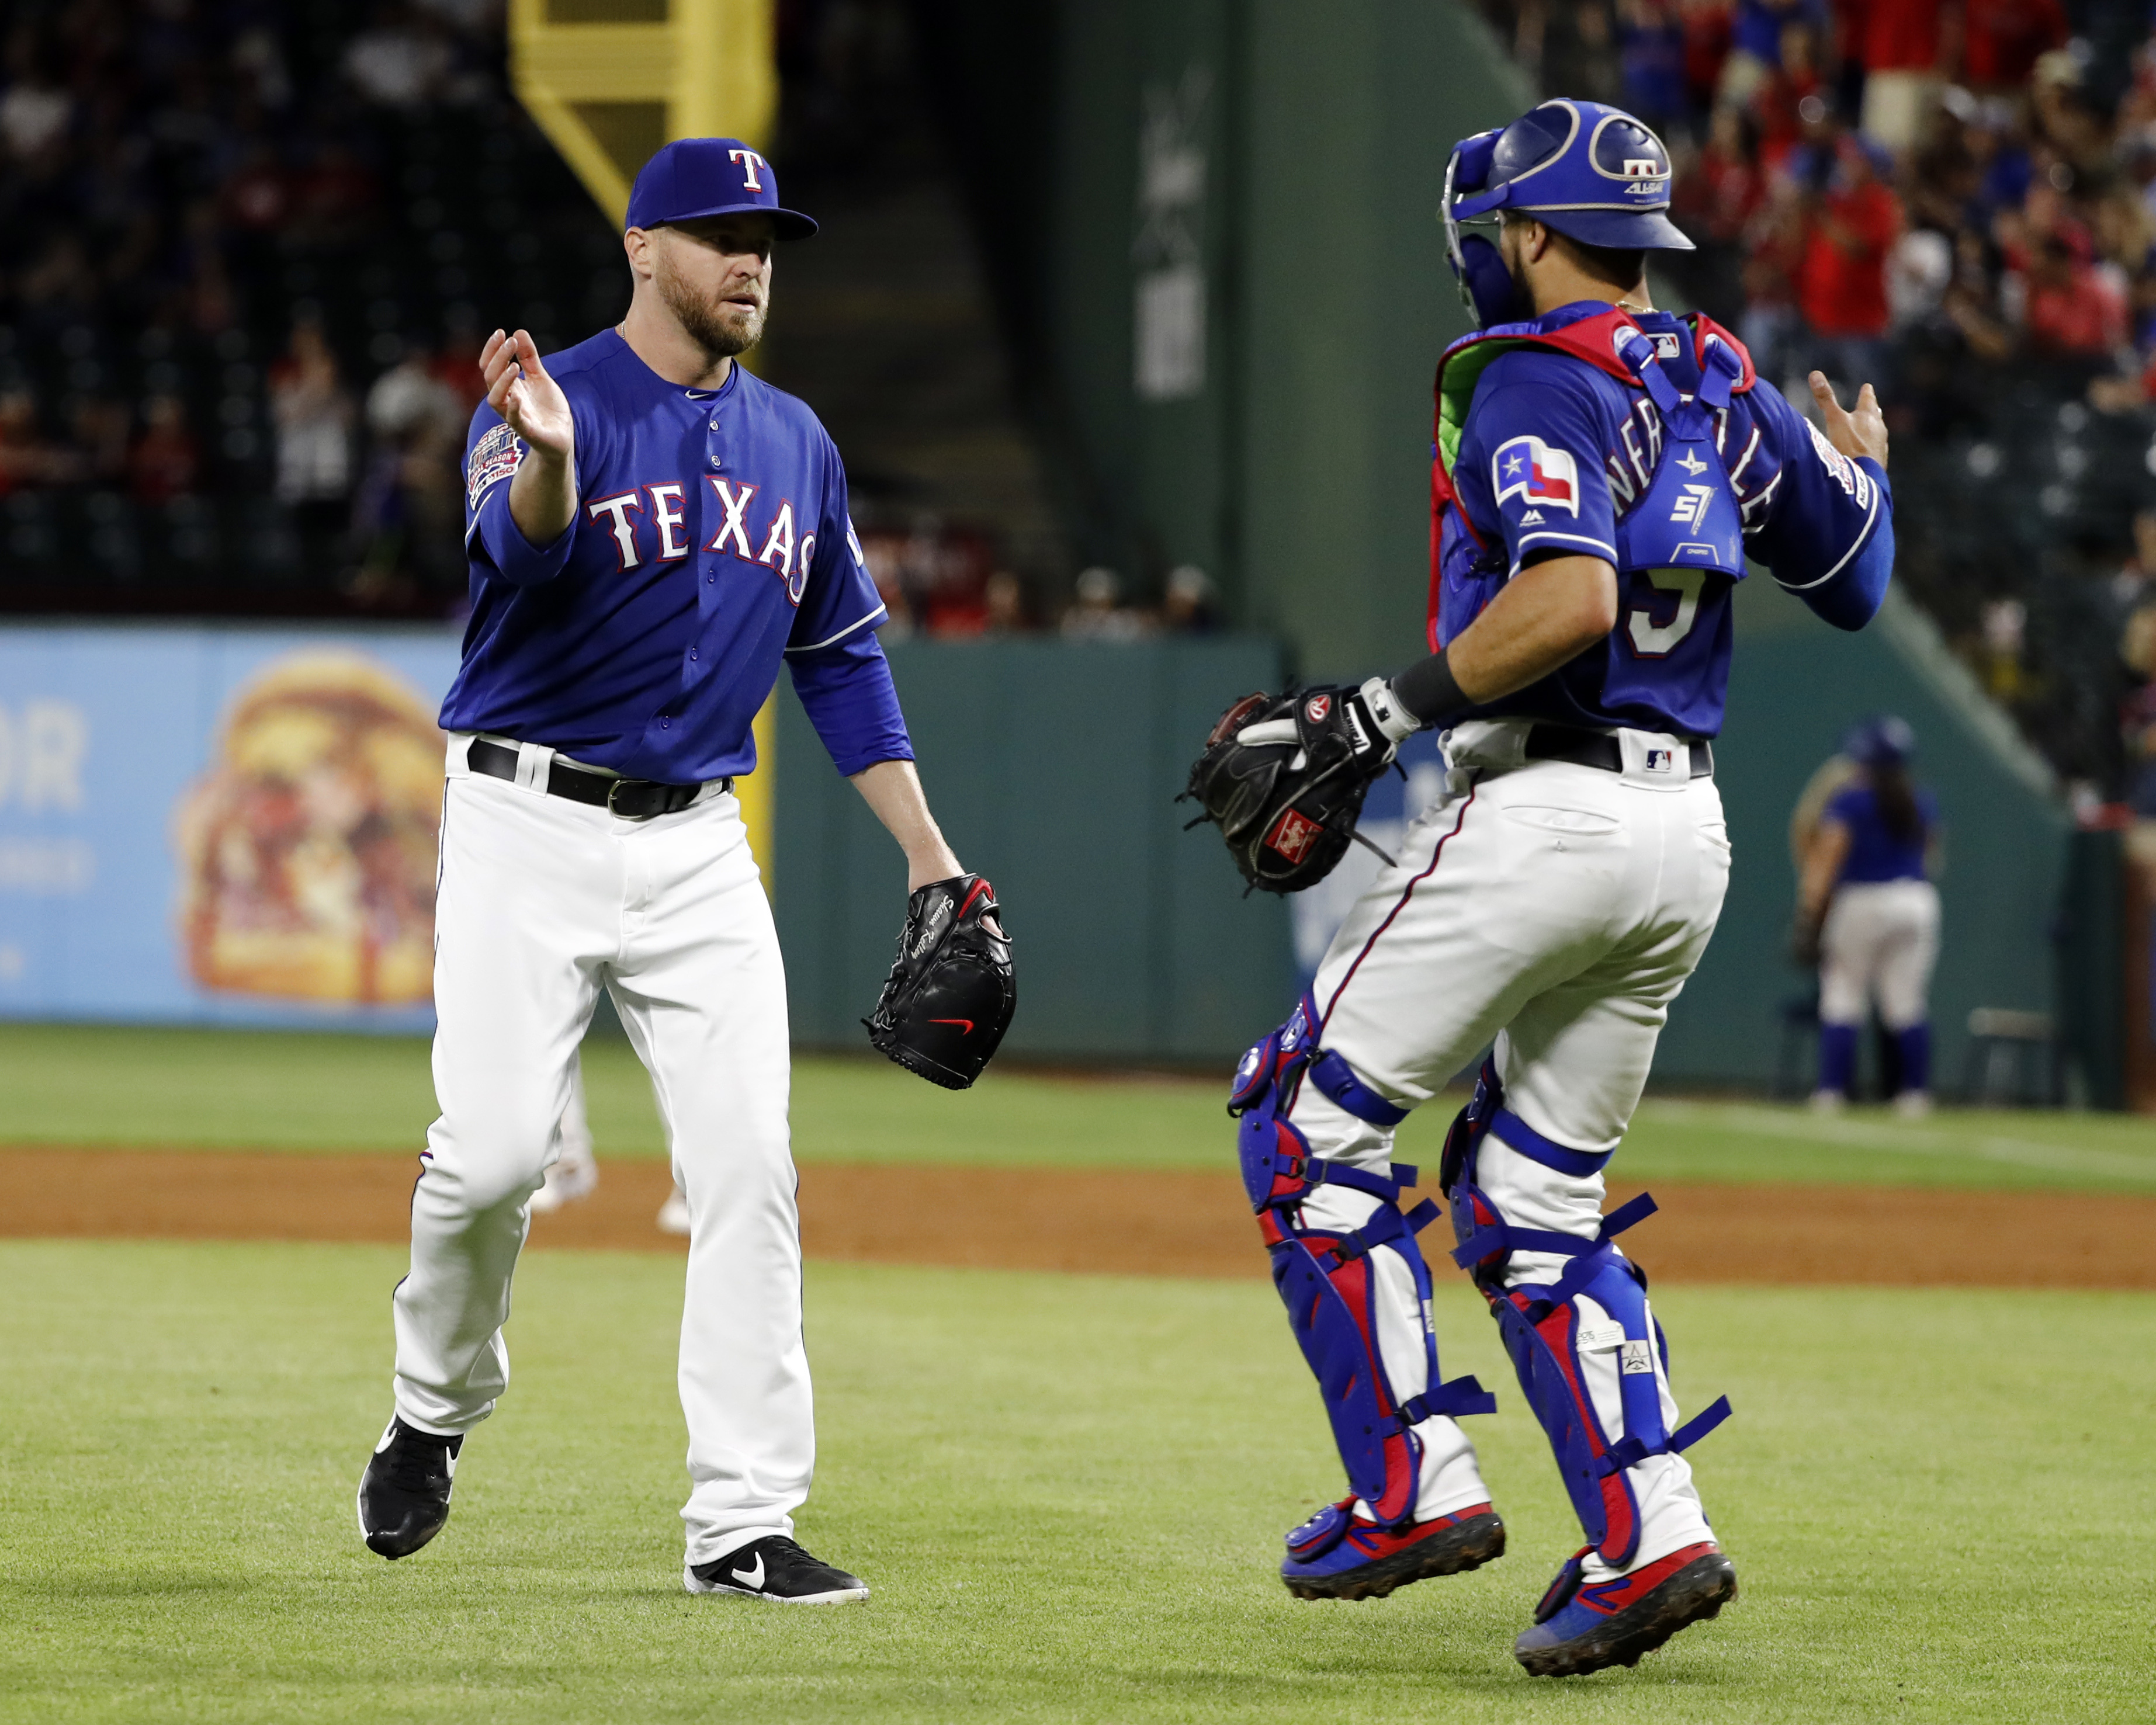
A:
[1491,435,1580,517]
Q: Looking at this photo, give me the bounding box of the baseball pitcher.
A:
[1187,100,1894,1675]
[358,138,1013,1602]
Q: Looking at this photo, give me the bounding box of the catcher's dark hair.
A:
[1500,209,1646,297]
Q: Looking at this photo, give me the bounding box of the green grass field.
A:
[6,1022,2154,1719]
[4,1243,2152,1723]
[5,1021,2154,1193]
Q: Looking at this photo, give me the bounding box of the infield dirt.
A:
[2,1147,2147,1287]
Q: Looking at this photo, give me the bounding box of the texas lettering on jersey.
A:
[566,477,821,606]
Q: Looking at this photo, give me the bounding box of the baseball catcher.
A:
[866,872,1015,1088]
[1209,97,1897,1677]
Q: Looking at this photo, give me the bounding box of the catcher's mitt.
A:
[864,873,1015,1089]
[1180,686,1402,894]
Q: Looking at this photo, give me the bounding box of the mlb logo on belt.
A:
[1492,435,1579,516]
[1645,748,1674,772]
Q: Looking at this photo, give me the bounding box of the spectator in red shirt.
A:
[2019,233,2129,359]
[1798,136,1905,393]
[1855,0,1959,151]
[1682,0,1735,115]
[1960,0,2066,93]
[1673,103,1766,322]
[1741,175,1809,385]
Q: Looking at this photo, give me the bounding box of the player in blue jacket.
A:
[1220,100,1894,1675]
[358,138,972,1603]
[1798,715,1941,1115]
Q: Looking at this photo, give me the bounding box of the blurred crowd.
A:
[1483,0,2156,811]
[0,0,602,612]
[857,518,1219,640]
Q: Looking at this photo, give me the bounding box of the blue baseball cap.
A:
[624,137,817,240]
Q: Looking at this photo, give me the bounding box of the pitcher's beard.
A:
[659,264,766,359]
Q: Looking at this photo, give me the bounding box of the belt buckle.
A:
[605,778,642,820]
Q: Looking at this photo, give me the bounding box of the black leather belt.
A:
[466,737,726,820]
[1524,725,1713,779]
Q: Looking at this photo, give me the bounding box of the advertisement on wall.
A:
[0,624,462,1030]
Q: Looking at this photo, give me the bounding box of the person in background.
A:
[1797,132,1904,398]
[270,313,356,571]
[1795,715,1943,1115]
[128,395,200,504]
[982,570,1028,633]
[1161,564,1219,632]
[1060,565,1152,641]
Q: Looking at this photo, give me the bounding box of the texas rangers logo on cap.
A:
[624,137,819,239]
[1492,435,1579,516]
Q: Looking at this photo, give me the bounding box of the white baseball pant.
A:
[1819,878,1939,1030]
[1285,720,1731,1580]
[391,735,810,1566]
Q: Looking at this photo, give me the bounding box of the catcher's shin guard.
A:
[1441,1064,1731,1567]
[1230,997,1496,1528]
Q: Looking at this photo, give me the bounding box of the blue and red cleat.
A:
[1513,1540,1738,1676]
[1280,1498,1506,1601]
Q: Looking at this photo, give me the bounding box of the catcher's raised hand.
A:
[864,874,1015,1089]
[1807,370,1888,471]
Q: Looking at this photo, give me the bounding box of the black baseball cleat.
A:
[685,1535,869,1603]
[357,1417,463,1560]
[1513,1541,1738,1678]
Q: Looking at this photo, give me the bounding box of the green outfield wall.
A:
[774,634,1292,1062]
[774,606,2074,1093]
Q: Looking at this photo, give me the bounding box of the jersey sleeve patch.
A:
[1492,435,1580,516]
[466,421,524,512]
[1804,418,1873,512]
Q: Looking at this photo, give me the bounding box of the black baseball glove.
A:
[1180,681,1415,894]
[864,873,1015,1089]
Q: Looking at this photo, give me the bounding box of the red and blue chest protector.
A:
[1430,303,1893,738]
[443,329,909,783]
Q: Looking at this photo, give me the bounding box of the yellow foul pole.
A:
[505,0,781,889]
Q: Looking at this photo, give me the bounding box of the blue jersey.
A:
[441,328,909,784]
[1434,304,1892,738]
[1825,780,1936,884]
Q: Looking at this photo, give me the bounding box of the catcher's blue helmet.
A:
[1444,98,1693,327]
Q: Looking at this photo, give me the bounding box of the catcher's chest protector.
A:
[1426,307,1755,655]
[1440,1063,1730,1567]
[1229,998,1495,1529]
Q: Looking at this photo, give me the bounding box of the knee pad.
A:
[1229,997,1496,1528]
[1440,1078,1730,1566]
